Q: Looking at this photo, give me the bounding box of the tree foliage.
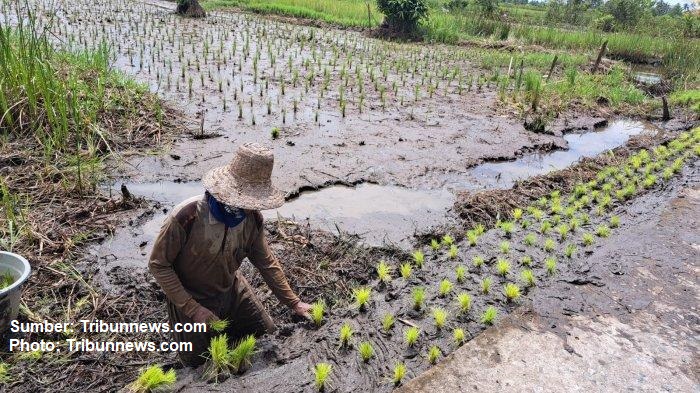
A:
[377,0,429,33]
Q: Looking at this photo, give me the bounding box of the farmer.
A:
[148,142,311,366]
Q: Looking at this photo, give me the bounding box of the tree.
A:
[604,0,653,26]
[176,0,206,18]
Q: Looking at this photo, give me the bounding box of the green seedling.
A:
[313,363,332,392]
[596,225,611,238]
[230,335,256,373]
[481,277,492,294]
[481,306,497,325]
[210,319,229,333]
[500,221,514,237]
[544,238,556,253]
[474,224,486,235]
[545,257,557,275]
[427,345,441,364]
[455,265,467,283]
[205,334,233,381]
[503,283,521,301]
[270,127,280,139]
[382,313,395,332]
[513,208,523,221]
[540,221,552,234]
[400,263,412,279]
[310,300,326,326]
[610,216,620,228]
[0,272,14,290]
[339,323,353,347]
[412,250,425,267]
[430,239,440,251]
[472,255,485,268]
[565,244,576,258]
[404,327,420,347]
[521,255,533,266]
[499,241,510,254]
[358,341,374,362]
[466,230,478,246]
[392,362,407,386]
[521,269,535,287]
[376,260,391,283]
[524,233,537,247]
[453,328,466,346]
[569,217,580,231]
[412,287,426,310]
[496,259,511,277]
[352,287,372,310]
[447,244,459,259]
[557,224,569,240]
[456,292,472,313]
[432,307,448,329]
[438,279,453,297]
[130,365,176,393]
[442,234,454,246]
[582,233,594,246]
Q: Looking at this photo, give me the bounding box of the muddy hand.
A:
[291,301,312,320]
[192,306,218,324]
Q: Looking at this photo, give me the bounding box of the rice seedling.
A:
[523,233,537,247]
[499,241,510,254]
[481,306,497,325]
[496,259,511,277]
[270,127,280,139]
[453,328,466,346]
[210,319,229,333]
[556,224,569,240]
[339,323,353,347]
[540,221,552,234]
[412,287,426,310]
[455,265,467,283]
[545,257,557,275]
[427,345,441,364]
[596,225,611,238]
[382,313,395,332]
[456,292,472,313]
[129,365,176,393]
[521,269,535,287]
[474,224,486,236]
[358,341,374,362]
[610,216,620,228]
[442,234,454,246]
[447,244,459,259]
[400,262,412,279]
[352,286,372,310]
[564,244,576,258]
[404,326,420,347]
[392,362,407,386]
[430,239,440,251]
[500,221,515,237]
[582,232,595,246]
[0,362,9,384]
[438,279,453,297]
[310,300,326,326]
[432,307,448,329]
[412,250,425,268]
[204,334,233,381]
[481,277,492,294]
[230,335,256,373]
[313,363,332,392]
[512,208,523,221]
[543,238,556,253]
[503,283,521,301]
[521,255,533,266]
[466,230,478,246]
[376,260,391,284]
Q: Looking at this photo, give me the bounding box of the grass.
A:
[481,306,497,325]
[499,241,510,254]
[382,313,395,332]
[447,244,459,259]
[404,326,420,347]
[129,365,176,393]
[210,319,229,333]
[496,259,511,277]
[596,225,611,238]
[543,238,556,252]
[430,239,440,251]
[0,271,15,290]
[481,277,492,294]
[392,362,407,386]
[472,255,485,268]
[0,362,9,384]
[352,286,372,310]
[670,89,700,114]
[545,257,557,275]
[313,362,332,391]
[521,255,533,266]
[523,233,537,247]
[564,244,576,258]
[358,341,374,362]
[339,323,353,347]
[310,300,326,326]
[412,287,426,310]
[582,232,595,246]
[441,234,454,246]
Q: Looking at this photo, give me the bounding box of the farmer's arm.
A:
[248,212,302,309]
[148,216,212,321]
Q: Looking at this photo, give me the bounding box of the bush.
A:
[376,0,429,33]
[593,14,616,32]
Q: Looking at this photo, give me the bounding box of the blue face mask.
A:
[206,192,247,228]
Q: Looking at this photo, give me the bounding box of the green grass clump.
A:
[358,341,374,362]
[447,244,459,259]
[513,208,523,221]
[596,225,611,238]
[453,328,466,346]
[392,362,407,386]
[556,224,569,240]
[339,323,353,347]
[310,300,326,326]
[481,277,492,294]
[481,306,497,325]
[412,287,426,310]
[455,265,467,283]
[352,287,372,310]
[427,345,441,364]
[456,292,472,313]
[129,365,176,393]
[503,283,521,301]
[521,269,535,287]
[496,259,511,277]
[230,335,256,373]
[404,326,420,347]
[400,262,412,279]
[412,250,425,267]
[210,319,229,333]
[204,334,233,381]
[313,363,332,392]
[432,307,448,329]
[545,257,557,275]
[438,279,453,297]
[472,255,485,268]
[376,260,392,283]
[382,313,395,332]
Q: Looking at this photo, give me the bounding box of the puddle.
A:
[465,120,658,189]
[634,72,662,85]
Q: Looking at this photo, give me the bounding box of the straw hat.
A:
[202,143,285,210]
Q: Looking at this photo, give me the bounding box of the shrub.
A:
[130,365,176,393]
[313,363,332,391]
[376,0,429,34]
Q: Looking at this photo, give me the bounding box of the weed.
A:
[523,233,537,247]
[481,306,497,325]
[392,362,407,386]
[376,260,391,283]
[427,345,441,364]
[400,263,413,279]
[339,323,353,347]
[472,255,485,268]
[404,326,420,347]
[358,341,374,362]
[582,233,594,246]
[130,365,176,393]
[481,277,492,294]
[503,283,521,301]
[382,313,395,332]
[352,287,372,310]
[412,287,426,310]
[432,307,448,329]
[438,279,453,297]
[456,292,472,313]
[596,225,611,238]
[455,265,467,283]
[447,244,459,259]
[521,269,535,287]
[496,259,511,277]
[453,328,466,346]
[499,241,510,254]
[313,363,332,391]
[310,300,326,326]
[545,257,557,275]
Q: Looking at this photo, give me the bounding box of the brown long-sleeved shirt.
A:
[148,195,300,318]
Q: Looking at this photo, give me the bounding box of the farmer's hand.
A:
[192,306,218,324]
[291,301,311,319]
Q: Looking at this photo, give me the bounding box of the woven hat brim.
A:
[202,166,285,210]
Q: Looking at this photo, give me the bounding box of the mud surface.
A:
[400,162,699,392]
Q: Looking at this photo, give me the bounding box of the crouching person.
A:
[148,143,310,366]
